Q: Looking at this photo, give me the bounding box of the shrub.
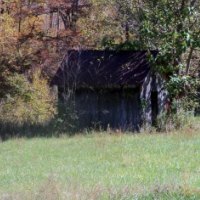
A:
[157,103,195,132]
[0,70,57,126]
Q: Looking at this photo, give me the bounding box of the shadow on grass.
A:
[0,120,77,141]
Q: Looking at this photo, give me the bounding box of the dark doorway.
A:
[151,91,158,126]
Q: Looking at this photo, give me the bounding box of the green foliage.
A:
[157,109,194,132]
[137,0,200,126]
[167,74,199,99]
[101,37,142,50]
[0,71,56,126]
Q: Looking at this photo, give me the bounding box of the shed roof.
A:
[52,50,157,89]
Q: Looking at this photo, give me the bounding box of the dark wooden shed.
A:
[52,50,167,131]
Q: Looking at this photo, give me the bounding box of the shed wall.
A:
[74,88,142,131]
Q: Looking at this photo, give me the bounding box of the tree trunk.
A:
[186,47,194,75]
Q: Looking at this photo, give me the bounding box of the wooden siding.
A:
[74,88,142,131]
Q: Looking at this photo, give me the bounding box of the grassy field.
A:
[0,130,200,199]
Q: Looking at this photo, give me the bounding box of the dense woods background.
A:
[0,0,199,135]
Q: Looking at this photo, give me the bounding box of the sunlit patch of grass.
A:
[0,129,200,199]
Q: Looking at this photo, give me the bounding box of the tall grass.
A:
[0,128,200,199]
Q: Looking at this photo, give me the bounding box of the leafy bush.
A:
[157,107,195,132]
[0,70,57,126]
[167,75,199,102]
[155,74,199,132]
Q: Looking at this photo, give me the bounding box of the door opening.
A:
[151,91,158,127]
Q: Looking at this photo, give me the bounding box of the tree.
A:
[0,0,90,127]
[78,0,130,48]
[137,0,200,102]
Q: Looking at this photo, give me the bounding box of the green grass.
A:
[0,131,200,199]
